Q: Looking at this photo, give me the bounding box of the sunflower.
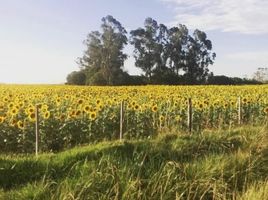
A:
[264,107,268,115]
[151,105,158,112]
[89,111,97,120]
[0,104,4,111]
[43,111,51,119]
[17,120,25,130]
[68,110,76,118]
[97,104,103,111]
[59,114,66,122]
[28,113,36,122]
[75,110,82,117]
[107,100,112,105]
[41,104,48,111]
[8,102,14,109]
[18,102,24,107]
[134,104,140,111]
[83,105,91,113]
[10,108,19,116]
[96,99,101,105]
[0,116,5,124]
[198,103,204,110]
[159,115,165,122]
[10,118,17,127]
[127,103,132,109]
[77,99,83,105]
[56,98,61,104]
[27,107,35,114]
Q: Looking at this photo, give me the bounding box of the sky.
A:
[0,0,268,84]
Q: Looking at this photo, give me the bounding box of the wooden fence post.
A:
[238,97,242,125]
[35,105,40,156]
[120,101,124,141]
[187,98,193,133]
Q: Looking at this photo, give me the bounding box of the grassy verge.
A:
[0,125,267,199]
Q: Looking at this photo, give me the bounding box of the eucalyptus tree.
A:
[130,18,216,84]
[183,30,216,84]
[166,24,188,75]
[130,18,169,83]
[78,15,128,85]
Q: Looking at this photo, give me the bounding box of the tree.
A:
[130,18,216,84]
[78,15,128,85]
[166,25,188,76]
[130,18,170,83]
[66,71,86,85]
[183,30,216,84]
[207,75,262,85]
[253,67,268,83]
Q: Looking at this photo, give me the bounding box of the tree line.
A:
[66,15,261,85]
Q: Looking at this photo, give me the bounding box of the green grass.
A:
[0,125,267,199]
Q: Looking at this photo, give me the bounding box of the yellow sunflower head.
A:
[151,105,158,112]
[10,108,19,116]
[96,99,101,105]
[43,111,51,119]
[0,116,5,124]
[17,120,25,130]
[159,115,165,122]
[10,118,17,127]
[89,112,97,120]
[77,99,84,105]
[83,105,91,113]
[198,103,204,109]
[28,113,36,122]
[134,104,140,111]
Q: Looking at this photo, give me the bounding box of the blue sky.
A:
[0,0,267,83]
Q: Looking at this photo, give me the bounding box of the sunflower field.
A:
[0,85,267,153]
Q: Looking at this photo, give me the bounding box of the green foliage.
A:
[66,71,86,85]
[78,15,128,86]
[0,125,267,199]
[130,18,216,84]
[207,75,262,85]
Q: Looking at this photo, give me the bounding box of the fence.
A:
[32,96,258,156]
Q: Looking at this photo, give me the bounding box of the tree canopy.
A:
[66,15,221,85]
[130,18,216,84]
[77,15,129,85]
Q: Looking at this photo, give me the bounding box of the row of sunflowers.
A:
[0,85,267,153]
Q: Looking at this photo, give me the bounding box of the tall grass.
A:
[0,125,267,199]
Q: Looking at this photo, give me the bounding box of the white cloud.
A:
[161,0,268,34]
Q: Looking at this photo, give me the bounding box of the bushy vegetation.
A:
[0,125,267,199]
